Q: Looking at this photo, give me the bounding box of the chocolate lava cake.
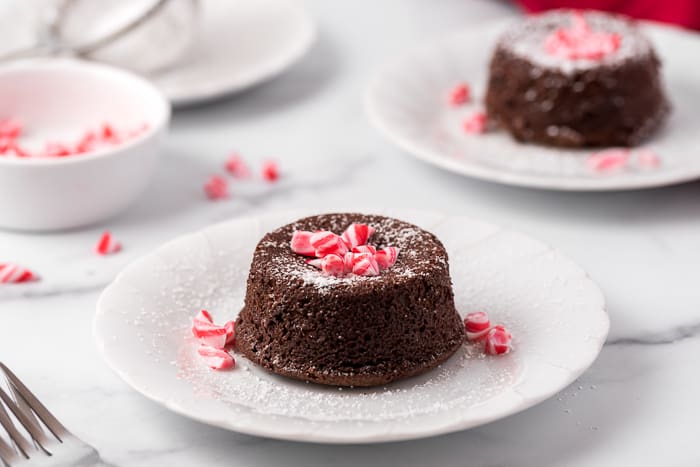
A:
[235,213,465,387]
[485,10,669,148]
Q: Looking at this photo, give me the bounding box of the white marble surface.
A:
[1,0,700,465]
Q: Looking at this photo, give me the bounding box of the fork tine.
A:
[0,363,68,440]
[0,393,30,460]
[0,429,19,466]
[0,384,51,453]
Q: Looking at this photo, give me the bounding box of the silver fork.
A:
[0,362,111,466]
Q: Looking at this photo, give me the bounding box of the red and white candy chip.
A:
[225,153,251,178]
[321,254,345,276]
[261,160,280,182]
[375,247,399,270]
[352,253,380,277]
[464,311,491,341]
[95,231,122,255]
[0,119,22,139]
[587,149,629,173]
[449,83,470,106]
[197,345,235,370]
[343,252,355,273]
[310,231,348,257]
[291,230,316,256]
[636,149,660,169]
[191,310,235,349]
[0,263,37,284]
[352,245,376,255]
[204,175,229,200]
[485,325,513,355]
[341,223,375,249]
[463,112,487,134]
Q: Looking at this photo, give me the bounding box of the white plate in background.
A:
[366,21,700,191]
[95,209,608,443]
[154,0,316,106]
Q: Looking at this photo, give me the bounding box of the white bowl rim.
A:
[0,58,171,167]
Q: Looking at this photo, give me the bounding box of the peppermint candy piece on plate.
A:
[587,149,629,173]
[485,325,513,355]
[261,160,280,182]
[449,83,470,106]
[0,263,37,284]
[463,112,487,134]
[464,311,491,341]
[197,345,235,370]
[191,310,235,349]
[341,223,375,249]
[95,231,122,255]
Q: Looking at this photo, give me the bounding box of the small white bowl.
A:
[0,59,170,231]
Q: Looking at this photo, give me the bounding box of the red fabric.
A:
[516,0,700,30]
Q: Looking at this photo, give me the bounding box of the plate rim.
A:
[94,209,609,443]
[365,20,700,192]
[163,0,317,106]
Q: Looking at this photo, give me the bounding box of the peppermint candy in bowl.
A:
[0,59,170,231]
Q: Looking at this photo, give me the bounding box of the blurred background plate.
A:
[153,0,316,106]
[366,20,700,191]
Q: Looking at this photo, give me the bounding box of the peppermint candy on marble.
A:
[463,112,487,134]
[0,263,37,284]
[341,223,376,249]
[197,345,235,370]
[485,325,513,355]
[449,83,470,106]
[225,153,251,178]
[261,160,280,182]
[464,311,491,341]
[310,231,349,257]
[95,231,122,255]
[204,175,229,200]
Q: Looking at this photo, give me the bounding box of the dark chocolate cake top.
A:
[254,213,448,294]
[499,10,654,73]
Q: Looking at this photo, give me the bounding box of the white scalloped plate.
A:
[366,20,700,191]
[94,210,608,443]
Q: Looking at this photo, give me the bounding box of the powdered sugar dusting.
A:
[501,10,654,74]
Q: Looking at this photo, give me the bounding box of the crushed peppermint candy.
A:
[0,122,148,158]
[261,160,280,182]
[197,345,235,370]
[224,153,251,178]
[464,311,513,356]
[95,231,122,256]
[636,148,661,168]
[485,325,513,355]
[0,263,37,284]
[204,175,229,200]
[449,83,471,106]
[291,223,400,278]
[544,11,621,61]
[586,148,629,173]
[463,112,488,134]
[464,311,491,341]
[191,310,236,370]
